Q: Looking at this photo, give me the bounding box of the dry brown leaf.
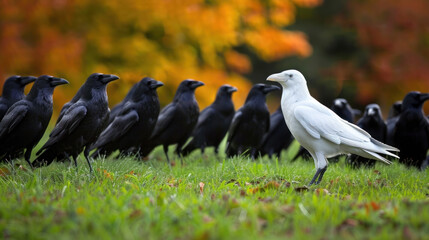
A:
[129,209,142,219]
[199,182,205,195]
[315,188,330,196]
[0,167,11,177]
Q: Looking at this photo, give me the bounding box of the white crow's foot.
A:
[308,166,328,186]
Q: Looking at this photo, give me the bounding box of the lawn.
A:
[0,141,428,240]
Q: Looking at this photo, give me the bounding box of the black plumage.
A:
[347,104,387,168]
[181,84,237,157]
[0,75,37,121]
[0,75,68,167]
[139,79,204,164]
[330,98,360,123]
[225,84,279,159]
[391,91,429,169]
[32,73,119,171]
[258,107,293,159]
[90,77,163,158]
[108,83,139,123]
[386,101,402,145]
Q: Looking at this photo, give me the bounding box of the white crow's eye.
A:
[288,74,293,78]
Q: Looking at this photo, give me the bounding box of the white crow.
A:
[267,69,399,185]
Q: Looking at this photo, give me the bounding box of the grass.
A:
[0,141,428,240]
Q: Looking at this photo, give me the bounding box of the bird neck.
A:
[26,87,54,107]
[174,91,196,103]
[280,82,311,108]
[2,87,25,101]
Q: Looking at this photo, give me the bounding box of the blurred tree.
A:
[0,0,321,116]
[331,0,429,112]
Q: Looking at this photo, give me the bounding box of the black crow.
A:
[108,83,139,123]
[90,77,163,158]
[181,84,237,157]
[392,91,429,169]
[0,75,37,121]
[225,84,280,159]
[0,75,68,167]
[32,73,119,171]
[347,104,387,168]
[330,98,360,123]
[139,79,204,165]
[386,101,402,145]
[258,107,293,159]
[292,98,360,162]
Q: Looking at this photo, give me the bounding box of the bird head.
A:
[36,75,69,88]
[333,98,347,108]
[219,84,238,95]
[245,84,279,103]
[388,101,402,118]
[84,73,119,90]
[266,69,306,88]
[177,79,205,92]
[2,75,37,96]
[364,104,382,119]
[132,77,164,99]
[402,91,429,110]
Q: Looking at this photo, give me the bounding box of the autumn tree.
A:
[0,0,321,115]
[330,0,429,109]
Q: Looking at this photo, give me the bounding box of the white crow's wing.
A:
[294,101,399,155]
[294,103,374,147]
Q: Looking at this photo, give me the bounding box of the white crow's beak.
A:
[266,73,284,82]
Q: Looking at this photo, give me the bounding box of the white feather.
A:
[267,69,399,170]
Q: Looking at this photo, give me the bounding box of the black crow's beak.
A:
[102,74,120,84]
[262,85,280,94]
[419,93,429,103]
[150,80,164,89]
[51,78,69,86]
[191,81,205,89]
[21,76,37,85]
[227,86,238,93]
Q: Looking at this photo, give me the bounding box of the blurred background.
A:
[1,0,429,119]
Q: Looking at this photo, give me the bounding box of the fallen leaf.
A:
[315,188,330,196]
[203,214,213,223]
[0,167,11,177]
[129,209,142,219]
[199,182,205,195]
[373,170,381,175]
[280,205,294,214]
[240,190,246,197]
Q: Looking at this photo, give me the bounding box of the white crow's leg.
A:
[308,152,328,185]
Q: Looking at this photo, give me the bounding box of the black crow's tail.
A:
[32,149,57,168]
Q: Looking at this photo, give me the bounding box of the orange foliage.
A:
[330,0,429,109]
[0,0,321,116]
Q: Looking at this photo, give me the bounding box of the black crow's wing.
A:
[150,103,176,139]
[39,104,87,152]
[56,102,73,125]
[226,110,243,147]
[93,109,139,148]
[0,102,29,137]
